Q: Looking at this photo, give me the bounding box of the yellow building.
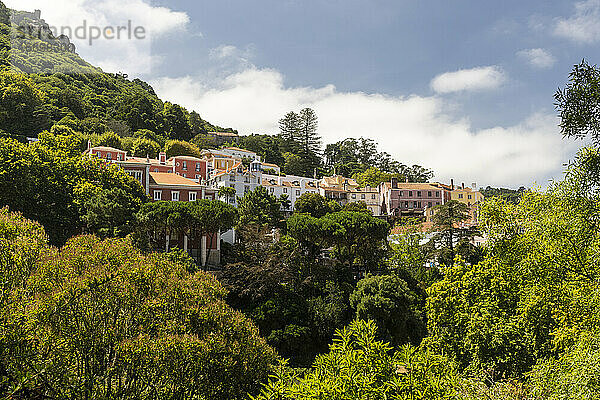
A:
[450,186,484,225]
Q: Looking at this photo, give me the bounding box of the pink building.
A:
[380,178,452,217]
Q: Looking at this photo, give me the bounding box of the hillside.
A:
[0,1,236,140]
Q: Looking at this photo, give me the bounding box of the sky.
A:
[5,0,600,188]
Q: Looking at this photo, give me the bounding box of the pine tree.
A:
[298,108,321,156]
[278,111,300,153]
[297,108,322,176]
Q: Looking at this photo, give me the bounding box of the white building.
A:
[218,147,262,162]
[208,159,263,207]
[262,174,320,211]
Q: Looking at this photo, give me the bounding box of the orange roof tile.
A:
[150,172,201,187]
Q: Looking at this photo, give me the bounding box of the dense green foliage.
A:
[480,186,526,204]
[0,6,233,141]
[0,209,276,399]
[0,135,147,245]
[252,320,458,400]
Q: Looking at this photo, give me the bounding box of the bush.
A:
[0,213,277,399]
[252,319,458,400]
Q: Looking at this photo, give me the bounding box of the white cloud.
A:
[517,48,557,69]
[555,0,600,43]
[152,67,578,188]
[4,0,190,75]
[430,66,507,94]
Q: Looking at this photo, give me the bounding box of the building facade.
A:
[85,145,221,266]
[380,179,451,217]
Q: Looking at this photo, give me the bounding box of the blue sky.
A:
[7,0,600,187]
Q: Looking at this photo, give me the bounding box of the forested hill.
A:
[0,1,236,140]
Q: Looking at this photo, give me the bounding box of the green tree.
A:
[253,320,458,400]
[0,136,147,245]
[162,102,193,141]
[350,274,426,346]
[0,221,276,399]
[428,200,478,267]
[237,187,283,229]
[78,186,144,238]
[278,111,301,153]
[95,131,123,149]
[218,186,237,204]
[555,60,600,146]
[282,152,304,176]
[164,139,202,158]
[131,137,161,158]
[343,201,372,214]
[134,128,165,146]
[294,192,331,218]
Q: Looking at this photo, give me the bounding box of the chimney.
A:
[462,182,465,190]
[87,140,92,153]
[391,177,398,189]
[159,152,166,165]
[451,179,454,190]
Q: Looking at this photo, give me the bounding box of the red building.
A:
[149,172,219,266]
[84,144,220,266]
[171,156,207,181]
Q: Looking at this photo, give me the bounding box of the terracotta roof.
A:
[91,146,126,152]
[150,172,201,187]
[222,147,254,153]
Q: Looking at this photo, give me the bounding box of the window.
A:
[154,190,162,201]
[117,154,123,161]
[182,173,187,178]
[96,152,102,158]
[106,153,112,160]
[172,191,180,202]
[404,201,409,208]
[459,194,464,199]
[417,191,422,197]
[468,195,472,200]
[428,191,432,197]
[182,161,187,170]
[352,194,356,199]
[244,185,250,193]
[154,168,159,172]
[284,188,288,193]
[399,191,403,196]
[372,194,376,199]
[409,191,413,197]
[270,188,274,193]
[296,190,301,196]
[428,202,432,207]
[436,192,440,197]
[436,202,440,205]
[189,192,197,201]
[361,194,366,199]
[229,174,236,182]
[413,202,418,208]
[418,202,422,208]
